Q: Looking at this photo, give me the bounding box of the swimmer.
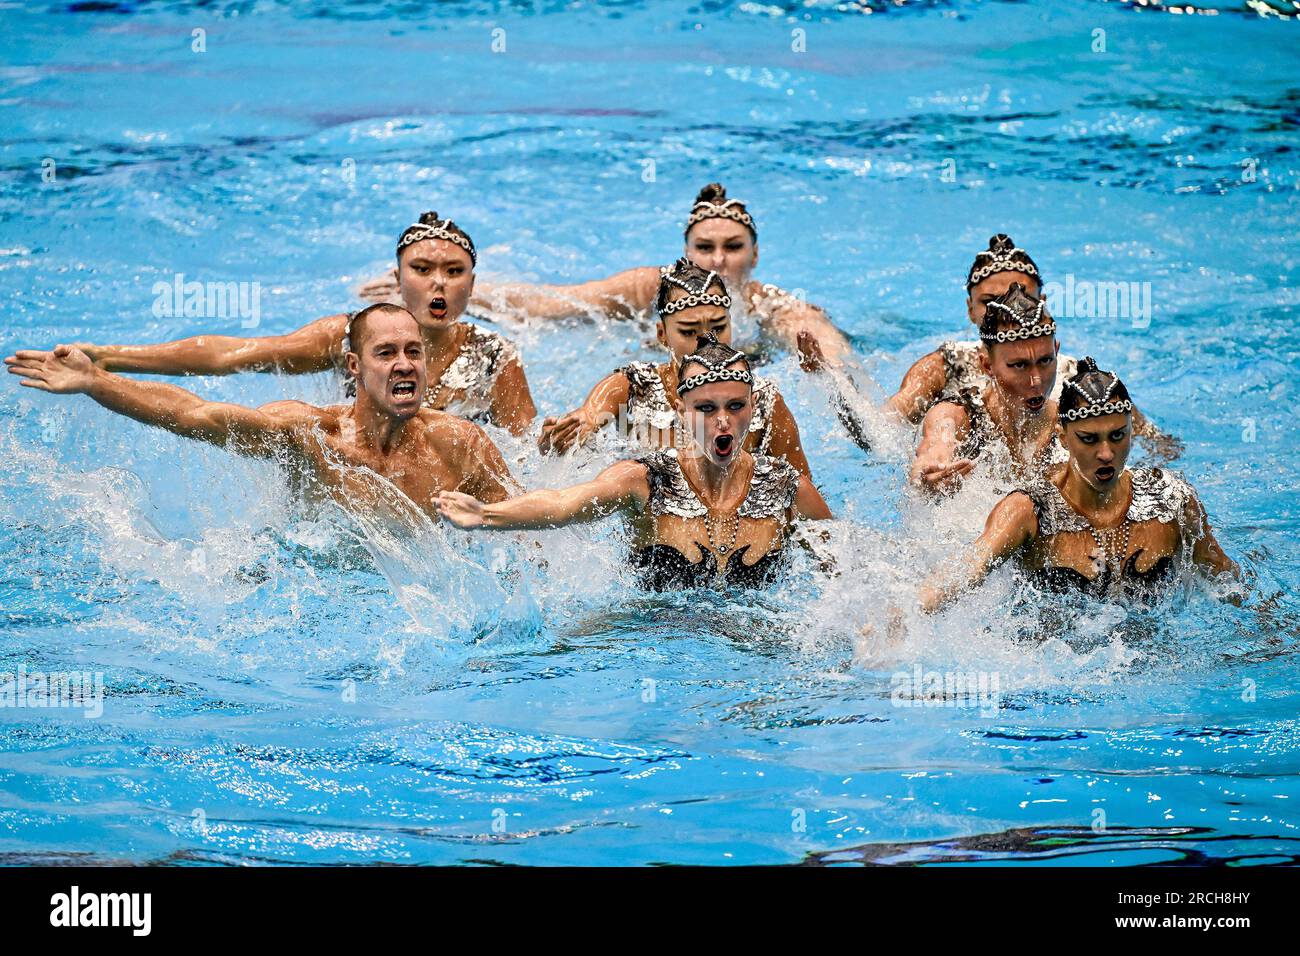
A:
[18,213,537,436]
[360,183,852,365]
[910,283,1066,495]
[916,358,1237,612]
[537,258,819,481]
[6,305,515,518]
[436,336,832,590]
[882,233,1179,458]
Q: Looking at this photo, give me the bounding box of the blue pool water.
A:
[1,0,1298,865]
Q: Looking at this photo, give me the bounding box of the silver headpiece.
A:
[967,234,1040,289]
[676,339,753,396]
[1059,371,1133,422]
[685,198,757,237]
[658,264,732,317]
[979,297,1057,344]
[397,219,477,265]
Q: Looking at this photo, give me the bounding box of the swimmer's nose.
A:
[1096,443,1115,463]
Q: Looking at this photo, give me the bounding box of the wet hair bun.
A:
[1076,355,1101,375]
[418,211,441,224]
[695,183,727,204]
[988,233,1015,255]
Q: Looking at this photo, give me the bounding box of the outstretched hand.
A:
[5,344,98,394]
[538,410,592,455]
[435,490,488,529]
[915,458,975,495]
[356,268,400,304]
[854,604,909,665]
[796,329,826,373]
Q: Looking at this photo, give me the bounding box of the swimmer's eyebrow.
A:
[404,255,458,266]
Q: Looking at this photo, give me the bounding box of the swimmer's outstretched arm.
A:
[20,314,346,378]
[436,459,651,531]
[487,354,539,437]
[7,345,314,456]
[794,473,833,521]
[759,294,852,366]
[538,370,631,455]
[357,266,658,321]
[469,268,662,323]
[765,391,820,480]
[795,330,872,453]
[910,401,975,495]
[1185,490,1241,582]
[1131,408,1184,463]
[916,491,1038,614]
[885,349,949,425]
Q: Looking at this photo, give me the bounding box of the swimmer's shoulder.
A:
[1129,465,1198,527]
[415,407,496,455]
[257,398,334,428]
[924,390,972,429]
[991,487,1042,539]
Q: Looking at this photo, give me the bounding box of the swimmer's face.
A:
[1061,412,1132,491]
[346,310,428,419]
[967,272,1040,326]
[980,336,1059,418]
[675,364,753,468]
[657,294,731,362]
[397,239,475,330]
[685,218,758,292]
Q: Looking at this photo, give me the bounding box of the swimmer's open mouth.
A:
[713,434,734,458]
[1095,465,1116,482]
[392,380,418,398]
[429,297,448,318]
[1025,395,1046,413]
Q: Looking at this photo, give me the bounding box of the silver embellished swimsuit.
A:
[342,323,520,423]
[1018,467,1195,597]
[630,448,799,590]
[619,361,780,453]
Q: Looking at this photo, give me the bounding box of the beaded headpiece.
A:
[685,198,757,239]
[979,290,1057,344]
[396,217,477,266]
[1059,359,1134,423]
[676,332,753,396]
[967,233,1040,290]
[657,258,732,317]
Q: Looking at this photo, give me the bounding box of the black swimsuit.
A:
[1033,550,1175,599]
[629,544,788,591]
[629,450,798,592]
[1019,467,1193,600]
